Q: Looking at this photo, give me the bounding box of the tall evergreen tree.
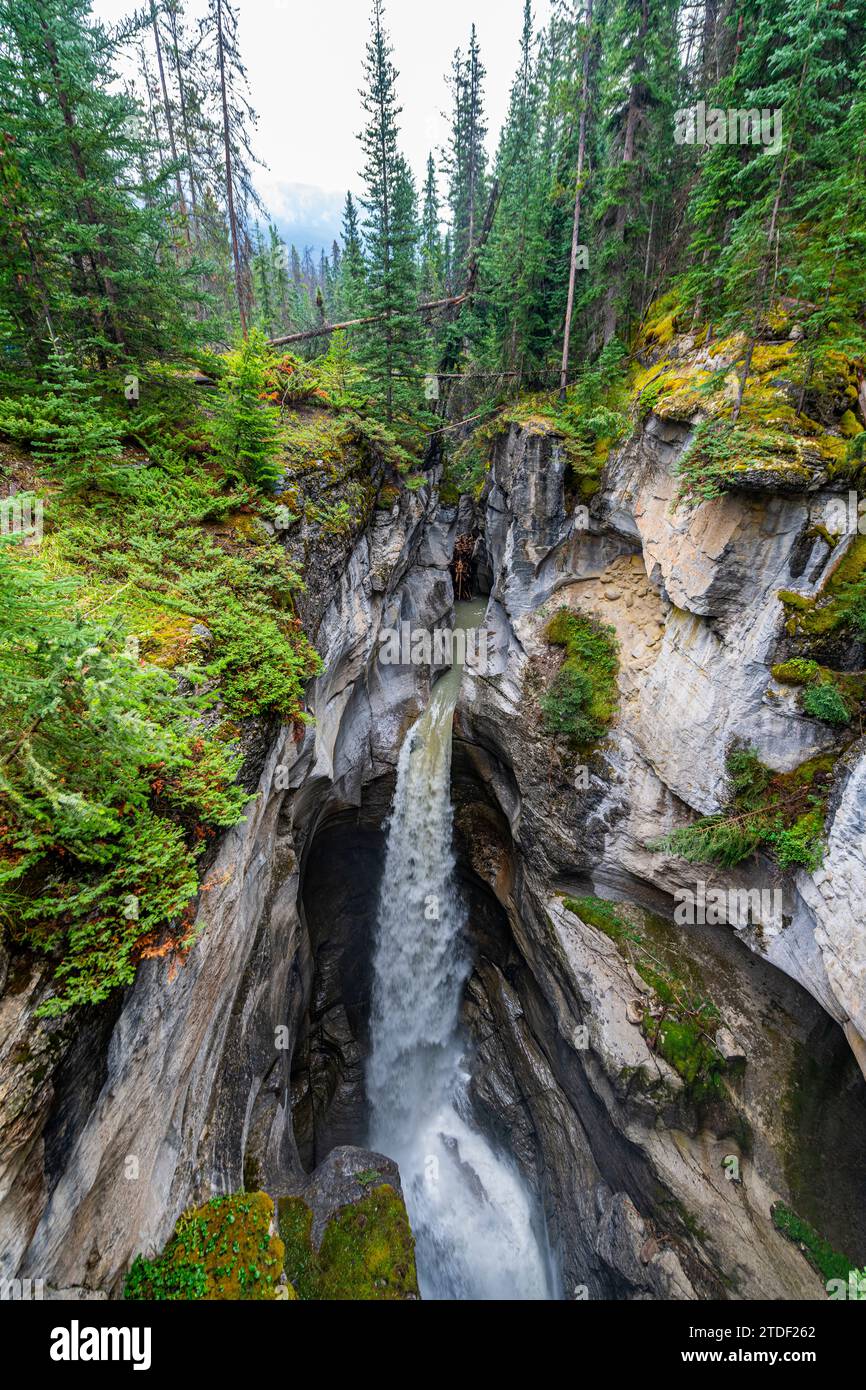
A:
[0,0,200,366]
[356,1,426,425]
[443,25,488,278]
[420,153,445,299]
[337,192,366,319]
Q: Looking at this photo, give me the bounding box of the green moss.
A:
[779,536,866,637]
[771,658,820,684]
[771,1201,855,1288]
[125,1192,286,1301]
[637,291,684,350]
[771,658,855,725]
[278,1185,418,1301]
[541,606,619,746]
[562,896,725,1099]
[840,409,863,439]
[650,747,831,873]
[277,1197,319,1301]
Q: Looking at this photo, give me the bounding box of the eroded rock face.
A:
[2,405,864,1304]
[0,486,458,1296]
[452,415,866,1297]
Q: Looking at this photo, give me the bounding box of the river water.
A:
[367,599,552,1300]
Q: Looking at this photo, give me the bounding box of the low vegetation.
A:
[278,1185,418,1300]
[771,1201,861,1293]
[124,1193,287,1301]
[563,896,727,1100]
[649,747,832,874]
[541,607,619,747]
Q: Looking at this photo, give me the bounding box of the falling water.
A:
[367,599,552,1300]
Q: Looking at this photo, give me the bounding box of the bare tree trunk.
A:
[559,0,593,401]
[150,0,189,242]
[601,0,646,347]
[166,2,200,240]
[216,0,246,336]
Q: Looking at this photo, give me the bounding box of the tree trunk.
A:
[150,0,189,242]
[216,0,247,336]
[601,0,647,347]
[559,0,593,401]
[166,4,200,240]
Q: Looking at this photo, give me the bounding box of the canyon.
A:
[2,346,865,1300]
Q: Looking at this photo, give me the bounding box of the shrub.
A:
[210,330,283,490]
[0,350,128,496]
[0,538,249,1014]
[650,747,829,873]
[801,681,850,725]
[541,607,619,745]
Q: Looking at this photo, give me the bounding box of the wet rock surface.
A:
[2,405,864,1301]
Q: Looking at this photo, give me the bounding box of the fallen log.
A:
[268,294,469,348]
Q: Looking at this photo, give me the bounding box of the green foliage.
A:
[0,537,249,1014]
[771,658,820,685]
[0,352,129,497]
[504,344,631,497]
[562,896,726,1100]
[673,418,764,506]
[771,1201,856,1289]
[651,748,830,873]
[541,606,619,745]
[125,1193,287,1301]
[278,1185,419,1301]
[354,4,431,434]
[210,330,283,490]
[0,0,204,367]
[47,457,322,724]
[801,681,850,726]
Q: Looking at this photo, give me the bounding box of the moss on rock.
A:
[541,606,619,747]
[562,896,727,1101]
[124,1192,287,1300]
[278,1184,419,1300]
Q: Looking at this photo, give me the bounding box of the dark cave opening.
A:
[291,766,518,1176]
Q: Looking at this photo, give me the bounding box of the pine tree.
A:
[338,192,366,319]
[356,1,426,426]
[210,329,282,488]
[0,0,201,366]
[420,154,445,299]
[251,223,275,334]
[478,0,547,375]
[443,25,488,278]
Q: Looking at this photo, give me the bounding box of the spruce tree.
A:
[0,0,201,366]
[355,0,426,426]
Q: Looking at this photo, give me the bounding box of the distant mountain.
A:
[259,179,348,256]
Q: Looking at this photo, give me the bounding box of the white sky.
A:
[90,0,554,246]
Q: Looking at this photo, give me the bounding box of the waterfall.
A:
[367,600,552,1300]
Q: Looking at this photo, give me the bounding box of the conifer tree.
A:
[356,1,426,425]
[420,154,445,299]
[0,0,200,365]
[338,192,366,319]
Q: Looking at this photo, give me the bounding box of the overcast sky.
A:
[90,0,554,250]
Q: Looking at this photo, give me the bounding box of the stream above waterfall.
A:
[366,599,553,1300]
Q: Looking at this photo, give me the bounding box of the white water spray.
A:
[367,600,551,1300]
